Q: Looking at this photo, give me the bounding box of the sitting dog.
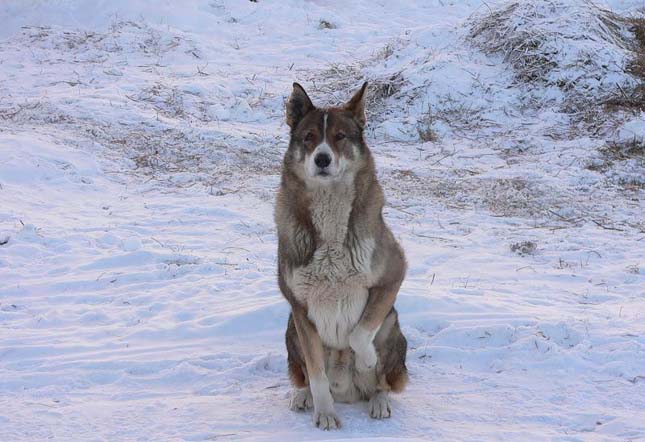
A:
[275,82,408,430]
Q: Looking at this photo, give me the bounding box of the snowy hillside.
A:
[0,0,644,441]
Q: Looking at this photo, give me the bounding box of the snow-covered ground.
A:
[1,1,644,441]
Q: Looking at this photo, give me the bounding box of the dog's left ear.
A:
[286,82,315,129]
[345,82,368,129]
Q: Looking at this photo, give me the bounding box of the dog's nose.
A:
[314,152,331,169]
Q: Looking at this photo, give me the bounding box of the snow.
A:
[0,0,644,441]
[618,112,645,142]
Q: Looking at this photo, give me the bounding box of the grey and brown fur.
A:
[275,82,408,430]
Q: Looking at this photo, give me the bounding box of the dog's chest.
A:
[290,184,376,348]
[307,283,368,349]
[308,183,353,245]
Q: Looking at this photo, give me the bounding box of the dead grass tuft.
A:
[314,63,403,110]
[586,138,644,189]
[480,178,553,218]
[18,21,195,63]
[629,17,645,68]
[416,106,439,142]
[604,138,645,162]
[130,82,186,119]
[606,18,645,111]
[510,241,538,256]
[87,124,282,188]
[306,53,406,127]
[318,20,337,30]
[469,1,629,81]
[468,0,637,109]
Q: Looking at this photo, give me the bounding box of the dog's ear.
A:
[345,82,368,129]
[286,82,315,129]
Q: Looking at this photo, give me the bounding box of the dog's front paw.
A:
[313,409,341,430]
[354,344,377,371]
[368,391,391,419]
[290,388,313,411]
[349,326,377,371]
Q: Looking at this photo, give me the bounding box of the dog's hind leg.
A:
[364,308,409,419]
[290,386,313,411]
[379,312,409,395]
[286,313,307,388]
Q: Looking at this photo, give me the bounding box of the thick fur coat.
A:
[275,82,408,430]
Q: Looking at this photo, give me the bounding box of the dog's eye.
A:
[304,132,314,142]
[335,132,346,141]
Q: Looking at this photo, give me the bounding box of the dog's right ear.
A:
[286,82,314,129]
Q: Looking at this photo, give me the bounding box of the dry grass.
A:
[0,20,275,194]
[606,18,645,111]
[87,123,282,189]
[0,100,71,124]
[468,0,644,193]
[627,18,645,76]
[306,53,406,128]
[479,178,558,218]
[129,82,186,119]
[468,0,642,122]
[382,166,576,223]
[416,105,439,142]
[510,241,538,256]
[469,1,644,115]
[417,125,439,143]
[318,20,337,30]
[0,98,281,192]
[587,138,645,189]
[316,63,403,110]
[19,20,196,63]
[604,138,645,162]
[469,1,630,85]
[470,2,553,83]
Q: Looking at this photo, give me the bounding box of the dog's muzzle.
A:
[314,152,332,175]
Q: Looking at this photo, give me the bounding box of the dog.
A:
[275,82,408,430]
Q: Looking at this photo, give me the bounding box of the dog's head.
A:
[284,82,370,185]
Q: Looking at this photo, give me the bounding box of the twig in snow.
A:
[591,219,625,231]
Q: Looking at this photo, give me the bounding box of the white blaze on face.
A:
[306,112,339,180]
[323,112,328,139]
